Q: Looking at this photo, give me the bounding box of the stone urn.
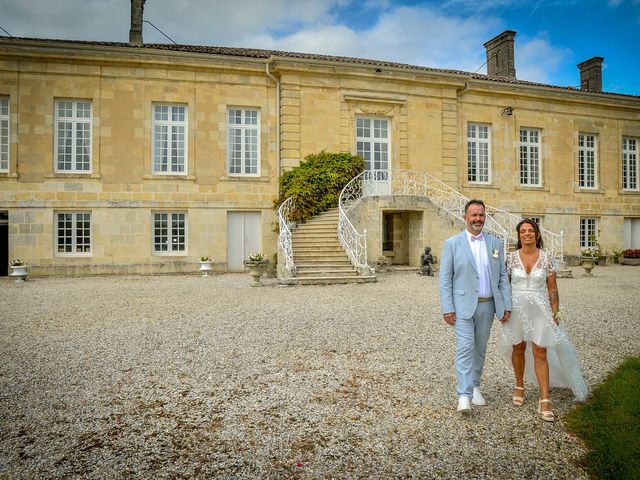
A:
[10,263,28,283]
[198,259,214,277]
[244,259,269,286]
[580,256,595,277]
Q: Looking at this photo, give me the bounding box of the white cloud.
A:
[0,0,590,87]
[516,35,572,84]
[244,5,502,73]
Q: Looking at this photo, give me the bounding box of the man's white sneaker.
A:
[457,395,471,414]
[472,387,486,406]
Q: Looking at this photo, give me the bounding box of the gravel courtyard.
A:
[1,265,639,479]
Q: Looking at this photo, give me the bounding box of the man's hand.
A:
[500,310,511,324]
[443,312,456,325]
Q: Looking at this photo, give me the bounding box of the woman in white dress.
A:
[501,219,588,421]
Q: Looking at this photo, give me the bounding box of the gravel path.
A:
[1,265,639,479]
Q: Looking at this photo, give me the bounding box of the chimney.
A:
[578,57,604,92]
[483,30,517,80]
[129,0,145,46]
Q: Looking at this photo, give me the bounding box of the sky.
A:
[1,0,639,95]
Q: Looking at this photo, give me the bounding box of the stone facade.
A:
[1,37,639,276]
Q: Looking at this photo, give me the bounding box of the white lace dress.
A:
[501,250,589,401]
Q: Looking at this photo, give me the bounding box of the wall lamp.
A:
[501,106,514,116]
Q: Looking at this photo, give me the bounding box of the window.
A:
[153,104,186,174]
[356,117,390,179]
[580,218,597,248]
[227,108,259,176]
[467,123,490,183]
[153,212,186,253]
[56,212,91,254]
[0,96,8,172]
[578,133,598,188]
[622,137,638,191]
[519,128,541,186]
[55,100,92,172]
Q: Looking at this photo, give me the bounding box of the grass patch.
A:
[565,356,640,480]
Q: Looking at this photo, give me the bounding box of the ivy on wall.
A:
[274,151,365,223]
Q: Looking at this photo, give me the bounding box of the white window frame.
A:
[467,123,491,184]
[578,133,598,189]
[519,128,541,186]
[580,218,597,248]
[622,137,638,191]
[227,108,259,176]
[54,99,92,173]
[356,116,390,179]
[0,96,9,172]
[152,104,187,175]
[153,212,187,255]
[55,212,92,256]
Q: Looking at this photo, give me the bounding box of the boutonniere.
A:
[492,248,499,259]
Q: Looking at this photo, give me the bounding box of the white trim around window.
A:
[227,108,260,176]
[54,99,93,173]
[578,133,598,189]
[152,212,187,255]
[580,217,597,248]
[519,128,541,186]
[467,123,491,184]
[55,211,92,256]
[356,116,391,178]
[622,136,638,191]
[0,96,9,172]
[152,104,187,175]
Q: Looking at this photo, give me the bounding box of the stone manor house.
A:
[1,24,639,280]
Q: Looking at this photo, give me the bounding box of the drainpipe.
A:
[265,60,280,179]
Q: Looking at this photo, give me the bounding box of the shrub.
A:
[622,249,640,258]
[274,151,364,223]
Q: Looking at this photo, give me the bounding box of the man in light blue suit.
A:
[439,199,512,414]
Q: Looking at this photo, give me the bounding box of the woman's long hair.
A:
[515,218,544,249]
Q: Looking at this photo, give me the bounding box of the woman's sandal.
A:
[512,386,525,406]
[538,399,555,422]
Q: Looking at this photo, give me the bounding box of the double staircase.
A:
[277,170,564,286]
[282,208,376,285]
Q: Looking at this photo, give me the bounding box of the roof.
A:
[2,36,639,100]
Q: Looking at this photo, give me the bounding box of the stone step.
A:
[292,228,338,239]
[294,225,337,232]
[294,253,350,260]
[295,243,344,253]
[296,264,356,272]
[294,261,353,268]
[293,239,342,246]
[296,269,359,277]
[280,275,377,286]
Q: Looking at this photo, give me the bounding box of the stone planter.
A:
[596,255,607,266]
[198,260,214,277]
[580,257,595,276]
[10,264,28,283]
[620,257,640,266]
[244,260,269,286]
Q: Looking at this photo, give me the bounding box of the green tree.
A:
[274,151,364,222]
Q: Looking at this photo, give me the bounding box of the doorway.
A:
[227,211,262,271]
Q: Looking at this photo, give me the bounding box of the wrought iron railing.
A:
[338,171,373,274]
[287,170,564,279]
[277,197,296,277]
[387,170,563,260]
